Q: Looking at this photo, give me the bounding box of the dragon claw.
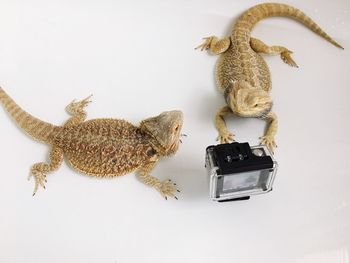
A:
[281,51,298,68]
[28,170,47,196]
[66,95,93,115]
[195,36,214,51]
[157,179,179,200]
[217,131,235,144]
[260,135,277,153]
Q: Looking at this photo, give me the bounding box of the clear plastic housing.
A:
[206,145,278,202]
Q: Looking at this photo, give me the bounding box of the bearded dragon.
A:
[0,88,183,199]
[196,3,343,152]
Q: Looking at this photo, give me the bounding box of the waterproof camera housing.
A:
[205,142,278,202]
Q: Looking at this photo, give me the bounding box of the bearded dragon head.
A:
[225,80,273,117]
[140,110,184,156]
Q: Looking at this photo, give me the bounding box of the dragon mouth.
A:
[166,140,180,155]
[234,108,256,117]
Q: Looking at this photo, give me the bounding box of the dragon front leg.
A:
[215,105,235,144]
[260,112,278,153]
[137,162,179,200]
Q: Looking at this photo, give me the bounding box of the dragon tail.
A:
[234,3,343,49]
[0,87,60,144]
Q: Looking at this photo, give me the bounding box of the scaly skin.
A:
[0,88,183,199]
[196,3,343,152]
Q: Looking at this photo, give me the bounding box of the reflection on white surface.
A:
[223,171,260,191]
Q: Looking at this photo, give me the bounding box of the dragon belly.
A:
[53,119,153,177]
[65,141,150,177]
[215,46,271,92]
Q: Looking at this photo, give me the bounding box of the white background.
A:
[0,0,350,262]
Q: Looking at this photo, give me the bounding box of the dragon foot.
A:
[156,179,179,200]
[66,95,92,115]
[260,135,277,153]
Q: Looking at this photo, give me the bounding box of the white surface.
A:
[0,0,350,262]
